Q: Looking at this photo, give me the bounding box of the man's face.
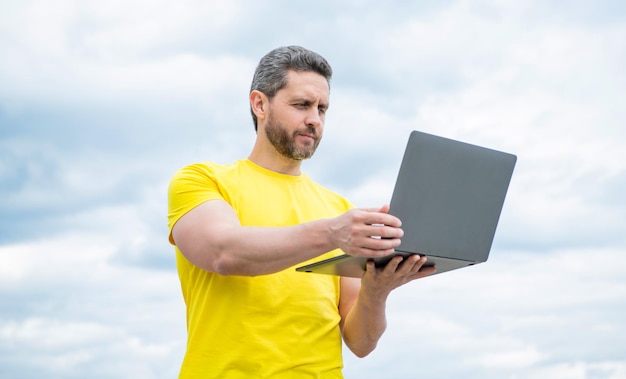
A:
[263,70,330,160]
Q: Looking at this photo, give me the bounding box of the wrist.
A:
[358,283,390,309]
[304,218,336,253]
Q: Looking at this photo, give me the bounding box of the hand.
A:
[329,205,404,258]
[361,254,437,300]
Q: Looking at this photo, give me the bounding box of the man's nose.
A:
[305,108,322,128]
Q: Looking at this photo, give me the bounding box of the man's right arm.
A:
[171,200,403,276]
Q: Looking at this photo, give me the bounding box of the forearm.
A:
[342,289,389,358]
[339,256,435,358]
[196,219,336,276]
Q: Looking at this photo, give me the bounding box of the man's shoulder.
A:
[173,159,245,178]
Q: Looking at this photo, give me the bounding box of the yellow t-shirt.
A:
[168,159,353,379]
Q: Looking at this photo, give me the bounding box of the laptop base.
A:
[295,252,476,278]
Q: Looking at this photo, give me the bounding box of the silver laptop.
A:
[296,130,517,278]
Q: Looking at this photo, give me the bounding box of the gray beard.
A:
[264,113,321,160]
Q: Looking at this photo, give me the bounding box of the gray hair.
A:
[250,46,333,131]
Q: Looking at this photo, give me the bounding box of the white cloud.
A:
[522,361,626,379]
[1,0,625,378]
[344,247,626,378]
[0,317,181,377]
[0,232,185,378]
[0,0,253,113]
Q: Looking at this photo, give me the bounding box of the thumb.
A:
[361,204,391,213]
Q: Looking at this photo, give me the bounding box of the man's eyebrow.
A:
[290,97,312,104]
[290,97,329,107]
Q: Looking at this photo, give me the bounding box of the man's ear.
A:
[250,90,269,122]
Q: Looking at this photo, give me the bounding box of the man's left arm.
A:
[339,254,436,358]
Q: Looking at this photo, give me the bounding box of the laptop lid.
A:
[296,130,517,278]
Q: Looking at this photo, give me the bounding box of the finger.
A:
[361,234,402,250]
[367,224,404,239]
[393,254,422,275]
[351,246,398,258]
[408,265,437,280]
[409,255,428,272]
[363,260,380,280]
[382,255,405,276]
[361,204,389,213]
[359,208,402,227]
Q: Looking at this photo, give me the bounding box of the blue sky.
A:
[1,0,625,378]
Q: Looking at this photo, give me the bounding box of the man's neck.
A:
[248,149,303,176]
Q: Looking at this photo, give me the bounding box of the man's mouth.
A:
[297,132,317,142]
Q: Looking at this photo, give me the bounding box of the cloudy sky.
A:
[1,0,625,378]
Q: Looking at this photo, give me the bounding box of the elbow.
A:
[354,350,373,359]
[342,324,385,358]
[177,243,242,276]
[197,245,240,275]
[344,333,378,358]
[212,254,245,276]
[209,250,263,276]
[348,342,377,358]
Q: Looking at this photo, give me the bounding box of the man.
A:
[167,45,436,378]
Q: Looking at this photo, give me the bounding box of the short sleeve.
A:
[167,163,224,245]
